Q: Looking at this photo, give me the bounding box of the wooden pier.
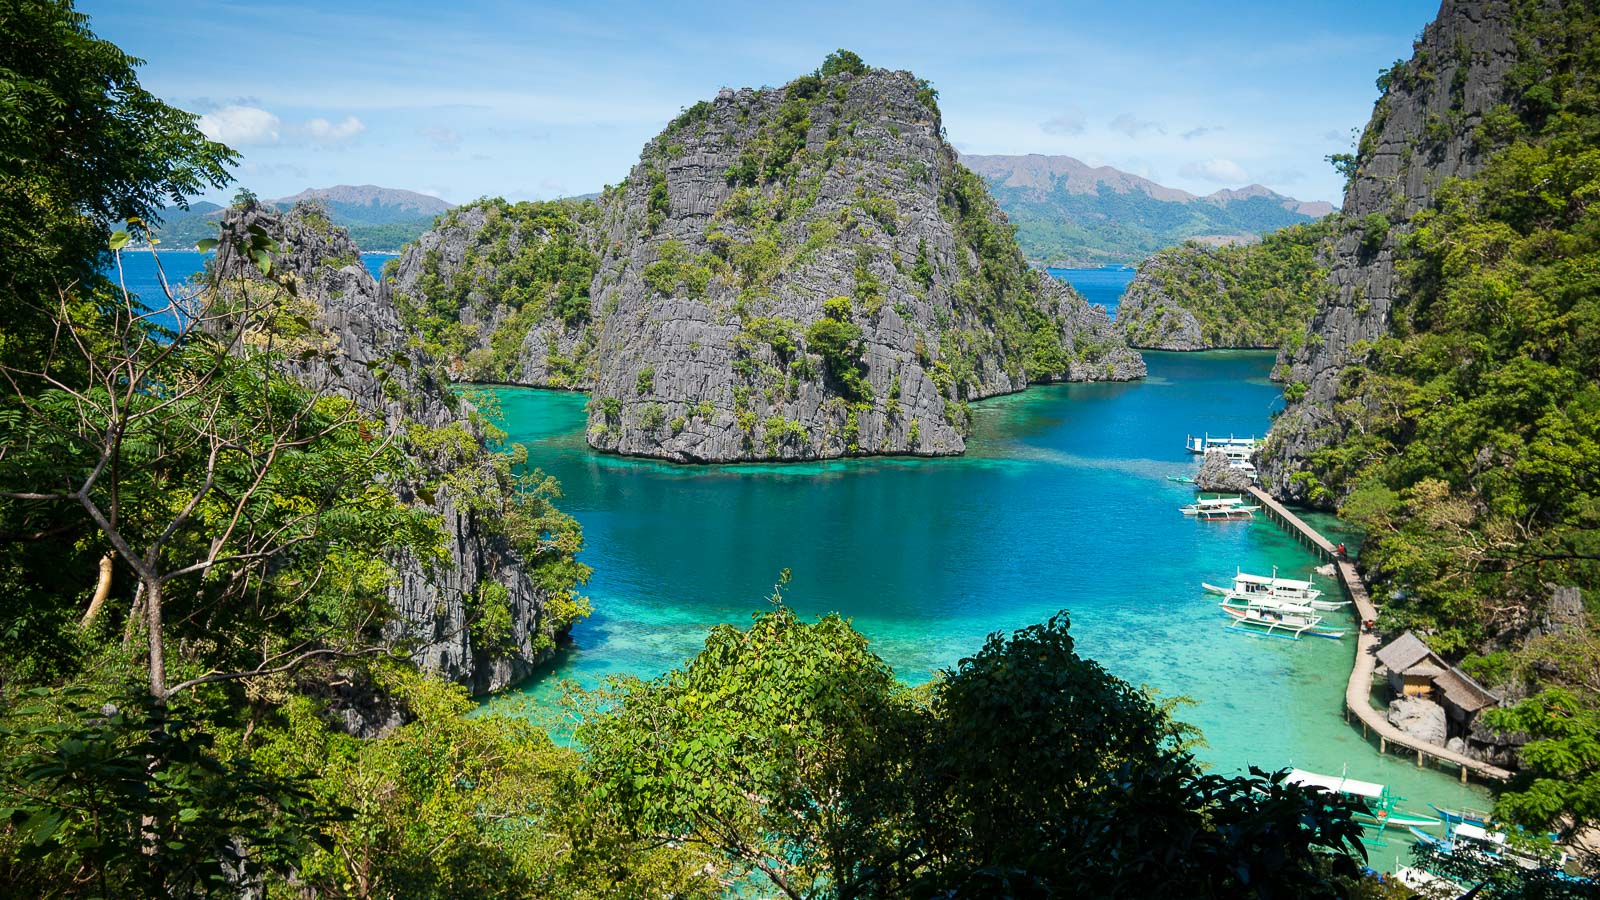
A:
[1245,487,1513,784]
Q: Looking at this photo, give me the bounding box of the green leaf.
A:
[253,249,272,275]
[108,230,130,250]
[195,238,218,252]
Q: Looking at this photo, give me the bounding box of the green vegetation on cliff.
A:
[0,12,1380,893]
[1118,219,1333,351]
[391,198,600,381]
[1280,0,1600,844]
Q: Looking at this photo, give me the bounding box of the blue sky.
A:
[83,0,1440,206]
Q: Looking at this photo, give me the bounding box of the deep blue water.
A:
[1047,266,1135,317]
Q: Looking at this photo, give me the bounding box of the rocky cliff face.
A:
[214,202,582,695]
[1260,0,1518,500]
[1116,253,1214,351]
[1116,223,1330,352]
[389,57,1143,463]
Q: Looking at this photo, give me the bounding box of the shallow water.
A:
[111,249,1483,870]
[479,351,1488,869]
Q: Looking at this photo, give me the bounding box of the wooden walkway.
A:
[1245,487,1513,783]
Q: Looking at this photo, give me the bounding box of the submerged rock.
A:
[1387,695,1448,746]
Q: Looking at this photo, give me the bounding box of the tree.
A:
[0,0,234,367]
[907,613,1368,898]
[0,686,338,897]
[249,668,719,900]
[581,600,1368,899]
[579,573,921,899]
[804,298,868,399]
[0,242,443,701]
[1482,687,1600,868]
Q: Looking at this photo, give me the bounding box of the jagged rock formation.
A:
[214,202,582,695]
[1194,451,1255,492]
[1259,0,1518,499]
[1117,267,1205,350]
[1387,695,1448,746]
[1117,222,1331,352]
[389,55,1143,463]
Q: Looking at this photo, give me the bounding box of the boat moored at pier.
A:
[1202,567,1350,611]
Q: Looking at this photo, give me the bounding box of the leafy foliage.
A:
[803,297,868,400]
[580,602,1369,899]
[0,687,337,896]
[1120,219,1333,349]
[1279,0,1600,847]
[390,198,599,381]
[0,0,234,371]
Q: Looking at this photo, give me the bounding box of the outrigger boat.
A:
[1428,804,1494,828]
[1408,821,1572,872]
[1186,433,1261,454]
[1166,475,1197,484]
[1180,496,1260,519]
[1220,602,1346,640]
[1286,768,1441,831]
[1202,567,1350,611]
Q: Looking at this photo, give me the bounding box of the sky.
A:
[82,0,1442,207]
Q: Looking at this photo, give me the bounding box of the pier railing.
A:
[1245,487,1513,784]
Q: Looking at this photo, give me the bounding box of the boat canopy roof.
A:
[1235,571,1314,589]
[1286,768,1384,799]
[1195,497,1244,507]
[1454,823,1506,845]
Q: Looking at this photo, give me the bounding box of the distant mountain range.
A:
[147,185,455,251]
[960,154,1336,267]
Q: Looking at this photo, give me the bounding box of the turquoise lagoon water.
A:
[480,351,1488,869]
[110,251,1482,868]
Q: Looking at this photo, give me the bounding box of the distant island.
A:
[145,184,455,251]
[962,153,1334,267]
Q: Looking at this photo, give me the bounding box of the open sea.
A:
[1047,265,1134,317]
[114,251,1483,870]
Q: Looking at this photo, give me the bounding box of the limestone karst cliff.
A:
[1258,0,1519,499]
[214,202,588,695]
[1115,221,1331,352]
[388,53,1144,462]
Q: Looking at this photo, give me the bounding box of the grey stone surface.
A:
[389,67,1144,463]
[1545,585,1586,633]
[1260,0,1519,501]
[214,203,571,695]
[1195,450,1255,491]
[1467,715,1526,767]
[1116,252,1211,350]
[1387,695,1448,746]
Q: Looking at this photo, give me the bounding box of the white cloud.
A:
[1182,125,1221,140]
[1180,158,1250,183]
[302,116,366,145]
[198,105,281,146]
[1040,111,1085,136]
[1109,113,1165,138]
